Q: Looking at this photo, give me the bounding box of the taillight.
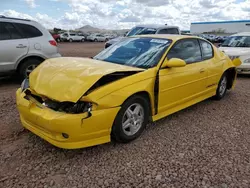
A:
[49,40,57,46]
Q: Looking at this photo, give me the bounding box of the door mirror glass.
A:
[161,58,186,68]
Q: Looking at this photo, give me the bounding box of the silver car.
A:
[0,16,61,78]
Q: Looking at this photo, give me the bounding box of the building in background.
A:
[191,20,250,35]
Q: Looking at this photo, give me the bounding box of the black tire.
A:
[56,38,61,42]
[111,95,150,143]
[69,38,73,42]
[81,38,85,42]
[214,73,228,100]
[94,38,97,42]
[19,58,43,79]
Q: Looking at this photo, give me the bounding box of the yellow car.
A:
[16,35,241,149]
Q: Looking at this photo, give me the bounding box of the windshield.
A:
[126,27,157,37]
[221,36,250,47]
[94,37,172,69]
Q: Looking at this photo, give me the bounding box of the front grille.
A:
[25,90,90,114]
[43,99,89,114]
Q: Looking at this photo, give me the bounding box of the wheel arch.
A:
[16,55,45,72]
[224,67,237,89]
[122,91,153,120]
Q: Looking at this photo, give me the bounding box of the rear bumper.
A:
[16,89,120,149]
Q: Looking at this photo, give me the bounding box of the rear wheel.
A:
[94,38,97,42]
[19,58,43,79]
[69,38,73,42]
[111,95,150,143]
[214,73,228,100]
[81,38,85,42]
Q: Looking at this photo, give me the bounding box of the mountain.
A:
[78,25,102,33]
[78,25,129,35]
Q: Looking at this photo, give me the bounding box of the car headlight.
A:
[21,78,29,92]
[244,58,250,64]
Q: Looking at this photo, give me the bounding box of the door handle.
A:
[200,68,205,73]
[16,44,27,48]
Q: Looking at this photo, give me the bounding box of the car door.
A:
[0,21,28,73]
[199,39,221,89]
[158,39,208,113]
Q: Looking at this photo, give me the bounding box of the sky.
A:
[0,0,250,30]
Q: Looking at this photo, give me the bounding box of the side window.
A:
[200,40,213,60]
[0,22,11,40]
[14,23,43,38]
[158,28,179,34]
[0,22,22,40]
[167,39,202,64]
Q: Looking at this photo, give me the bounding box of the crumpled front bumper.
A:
[16,88,120,149]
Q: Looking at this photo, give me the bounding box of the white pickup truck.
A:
[105,24,181,48]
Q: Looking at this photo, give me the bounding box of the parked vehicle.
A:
[87,34,108,42]
[219,32,250,74]
[51,33,61,42]
[105,24,181,48]
[16,35,241,149]
[0,16,61,78]
[60,32,85,42]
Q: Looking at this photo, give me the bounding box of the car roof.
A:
[134,24,179,29]
[231,32,250,36]
[133,34,200,42]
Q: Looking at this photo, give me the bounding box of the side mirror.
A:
[161,58,186,69]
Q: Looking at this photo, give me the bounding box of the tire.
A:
[19,58,43,79]
[81,38,85,42]
[111,95,150,143]
[56,38,61,42]
[94,38,97,42]
[69,38,73,42]
[214,73,228,100]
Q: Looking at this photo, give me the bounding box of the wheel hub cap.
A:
[122,103,144,136]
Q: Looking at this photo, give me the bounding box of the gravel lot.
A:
[0,42,250,188]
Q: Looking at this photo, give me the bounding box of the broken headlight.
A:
[21,78,29,92]
[42,99,93,114]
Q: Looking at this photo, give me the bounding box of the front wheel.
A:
[111,95,150,143]
[69,38,73,42]
[214,73,228,100]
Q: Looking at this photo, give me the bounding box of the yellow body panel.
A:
[16,35,240,149]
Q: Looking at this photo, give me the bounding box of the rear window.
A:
[14,23,43,38]
[158,28,179,34]
[0,22,23,40]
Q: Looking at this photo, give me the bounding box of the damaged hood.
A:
[30,57,143,102]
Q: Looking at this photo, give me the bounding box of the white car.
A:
[0,16,61,78]
[219,32,250,74]
[60,32,85,42]
[87,34,108,42]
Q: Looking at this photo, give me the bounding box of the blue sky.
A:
[1,0,249,30]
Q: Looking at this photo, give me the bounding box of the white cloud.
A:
[2,0,250,30]
[24,0,37,8]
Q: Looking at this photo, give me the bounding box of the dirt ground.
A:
[0,42,250,188]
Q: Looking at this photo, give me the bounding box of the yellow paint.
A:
[16,35,239,149]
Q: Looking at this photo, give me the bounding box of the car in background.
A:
[87,34,108,42]
[0,16,61,78]
[60,32,85,42]
[219,32,250,74]
[105,24,181,48]
[51,33,61,42]
[16,34,241,149]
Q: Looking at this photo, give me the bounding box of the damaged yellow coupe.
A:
[16,35,241,149]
